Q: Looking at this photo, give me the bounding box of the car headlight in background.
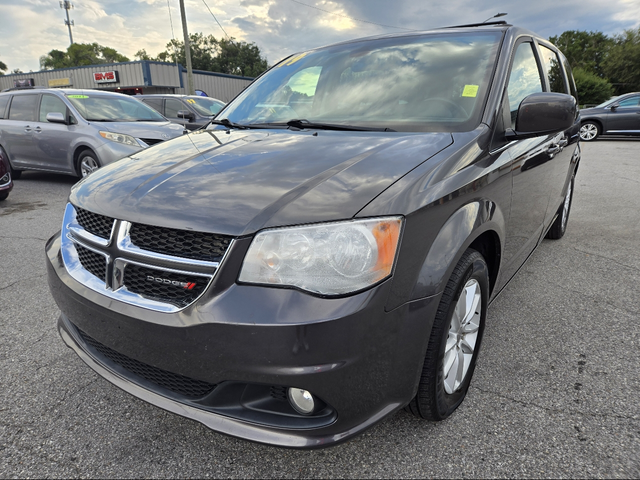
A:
[239,217,403,296]
[99,131,140,147]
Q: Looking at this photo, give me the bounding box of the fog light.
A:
[288,388,315,415]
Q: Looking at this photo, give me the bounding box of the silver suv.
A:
[0,88,186,178]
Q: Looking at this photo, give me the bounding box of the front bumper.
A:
[47,231,440,448]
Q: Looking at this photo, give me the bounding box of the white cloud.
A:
[0,0,639,74]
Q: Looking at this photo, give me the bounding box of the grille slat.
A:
[78,329,217,398]
[129,223,231,262]
[75,244,106,281]
[124,264,208,308]
[75,207,114,239]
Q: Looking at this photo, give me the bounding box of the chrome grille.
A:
[75,244,106,281]
[129,223,231,262]
[74,207,114,239]
[61,203,232,312]
[78,328,217,398]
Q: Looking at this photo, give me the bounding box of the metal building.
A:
[0,61,254,102]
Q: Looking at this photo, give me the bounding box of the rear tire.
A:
[546,174,574,240]
[406,248,489,421]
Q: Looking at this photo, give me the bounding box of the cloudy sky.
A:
[1,0,639,73]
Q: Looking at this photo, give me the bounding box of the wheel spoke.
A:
[444,351,458,393]
[443,347,456,377]
[460,338,475,355]
[455,348,465,386]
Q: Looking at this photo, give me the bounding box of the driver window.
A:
[507,42,543,129]
[39,95,67,122]
[617,96,640,108]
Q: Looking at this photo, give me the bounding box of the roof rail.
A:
[443,20,509,29]
[1,86,47,92]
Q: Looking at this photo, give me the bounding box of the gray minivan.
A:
[138,95,226,130]
[0,88,186,178]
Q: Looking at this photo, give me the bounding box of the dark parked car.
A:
[579,92,640,141]
[47,22,580,448]
[0,144,13,201]
[138,95,226,130]
[0,89,185,178]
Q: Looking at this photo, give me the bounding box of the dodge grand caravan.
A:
[47,22,581,448]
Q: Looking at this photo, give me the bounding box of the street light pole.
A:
[60,1,75,45]
[179,0,195,95]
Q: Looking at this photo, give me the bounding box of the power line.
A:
[167,0,179,63]
[201,0,230,38]
[288,0,418,32]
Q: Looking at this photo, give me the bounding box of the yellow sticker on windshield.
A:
[462,85,479,98]
[68,94,89,98]
[280,52,309,67]
[186,99,196,104]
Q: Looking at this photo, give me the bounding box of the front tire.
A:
[0,191,8,201]
[77,151,101,178]
[579,121,600,141]
[406,248,489,421]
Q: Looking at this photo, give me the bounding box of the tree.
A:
[40,43,129,70]
[0,60,7,75]
[572,68,614,105]
[147,33,268,77]
[549,30,612,78]
[603,27,640,94]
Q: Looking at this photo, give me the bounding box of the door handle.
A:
[547,145,561,155]
[24,126,32,132]
[558,138,569,147]
[34,127,42,133]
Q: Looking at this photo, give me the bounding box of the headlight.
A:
[99,131,140,147]
[238,217,403,295]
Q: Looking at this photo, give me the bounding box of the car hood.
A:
[70,128,453,236]
[98,121,185,139]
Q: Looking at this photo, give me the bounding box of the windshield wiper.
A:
[284,119,395,132]
[206,118,251,130]
[85,118,116,122]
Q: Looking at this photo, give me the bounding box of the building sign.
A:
[14,78,35,88]
[93,71,119,84]
[48,77,72,87]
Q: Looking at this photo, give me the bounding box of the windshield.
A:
[221,31,502,132]
[66,94,166,122]
[595,96,620,108]
[187,97,225,116]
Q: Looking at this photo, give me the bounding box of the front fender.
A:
[410,200,504,301]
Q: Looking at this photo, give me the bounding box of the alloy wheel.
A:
[443,278,482,394]
[80,156,99,177]
[579,123,598,141]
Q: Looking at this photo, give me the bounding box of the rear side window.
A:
[142,98,164,113]
[0,96,9,119]
[538,44,567,94]
[507,42,543,128]
[39,95,68,122]
[9,94,38,121]
[165,98,184,117]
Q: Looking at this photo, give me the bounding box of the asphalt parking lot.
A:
[1,139,639,478]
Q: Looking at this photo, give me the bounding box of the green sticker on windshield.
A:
[67,94,89,98]
[462,85,479,98]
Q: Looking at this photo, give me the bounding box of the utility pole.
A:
[178,0,195,95]
[60,1,74,45]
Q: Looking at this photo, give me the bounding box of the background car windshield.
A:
[66,94,166,122]
[221,32,502,132]
[189,97,225,116]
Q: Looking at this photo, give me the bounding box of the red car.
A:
[0,146,13,201]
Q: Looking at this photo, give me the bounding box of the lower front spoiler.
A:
[58,313,402,449]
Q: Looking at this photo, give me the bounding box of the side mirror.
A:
[609,103,619,110]
[506,92,577,140]
[177,110,195,121]
[46,112,67,124]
